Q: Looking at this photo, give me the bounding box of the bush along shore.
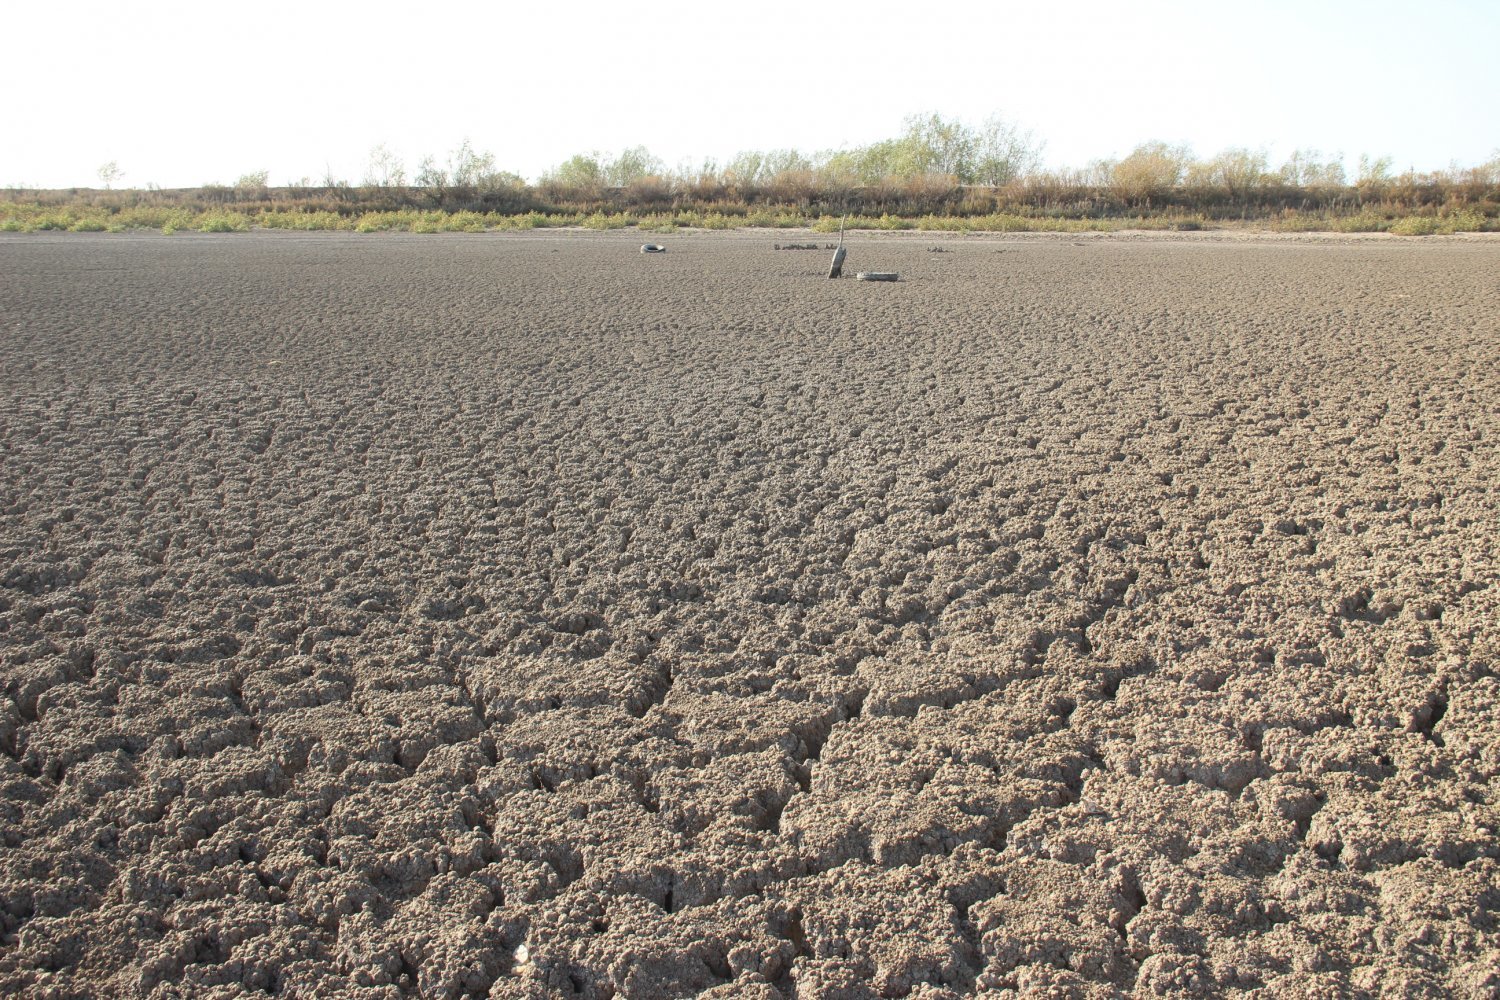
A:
[2,199,1493,236]
[7,117,1497,235]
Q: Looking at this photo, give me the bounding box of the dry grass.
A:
[2,184,1494,237]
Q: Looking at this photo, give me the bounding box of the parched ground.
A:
[0,230,1496,999]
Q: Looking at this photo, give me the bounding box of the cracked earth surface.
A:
[1,231,1497,998]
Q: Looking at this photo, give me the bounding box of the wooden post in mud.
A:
[828,215,847,278]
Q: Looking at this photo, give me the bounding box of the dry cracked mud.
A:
[1,230,1497,998]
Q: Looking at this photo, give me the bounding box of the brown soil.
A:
[1,231,1497,999]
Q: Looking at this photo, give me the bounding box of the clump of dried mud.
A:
[1,231,1496,998]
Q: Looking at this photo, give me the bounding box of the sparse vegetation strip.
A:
[6,114,1496,235]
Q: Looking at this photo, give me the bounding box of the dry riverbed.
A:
[1,231,1497,998]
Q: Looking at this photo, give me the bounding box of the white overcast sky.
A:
[5,0,1497,188]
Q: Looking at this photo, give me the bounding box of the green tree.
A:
[414,155,446,190]
[825,139,908,184]
[1357,154,1394,187]
[821,113,1039,186]
[448,139,496,187]
[1472,150,1500,185]
[546,153,604,190]
[1188,148,1270,196]
[1278,149,1346,187]
[605,146,665,187]
[900,112,977,178]
[235,170,270,191]
[364,143,406,187]
[762,149,813,178]
[972,115,1042,186]
[1111,142,1191,203]
[723,150,766,187]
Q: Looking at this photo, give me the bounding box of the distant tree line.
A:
[23,113,1500,224]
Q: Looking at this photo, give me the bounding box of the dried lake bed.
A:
[1,230,1497,998]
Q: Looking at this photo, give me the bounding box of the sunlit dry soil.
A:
[1,231,1497,998]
